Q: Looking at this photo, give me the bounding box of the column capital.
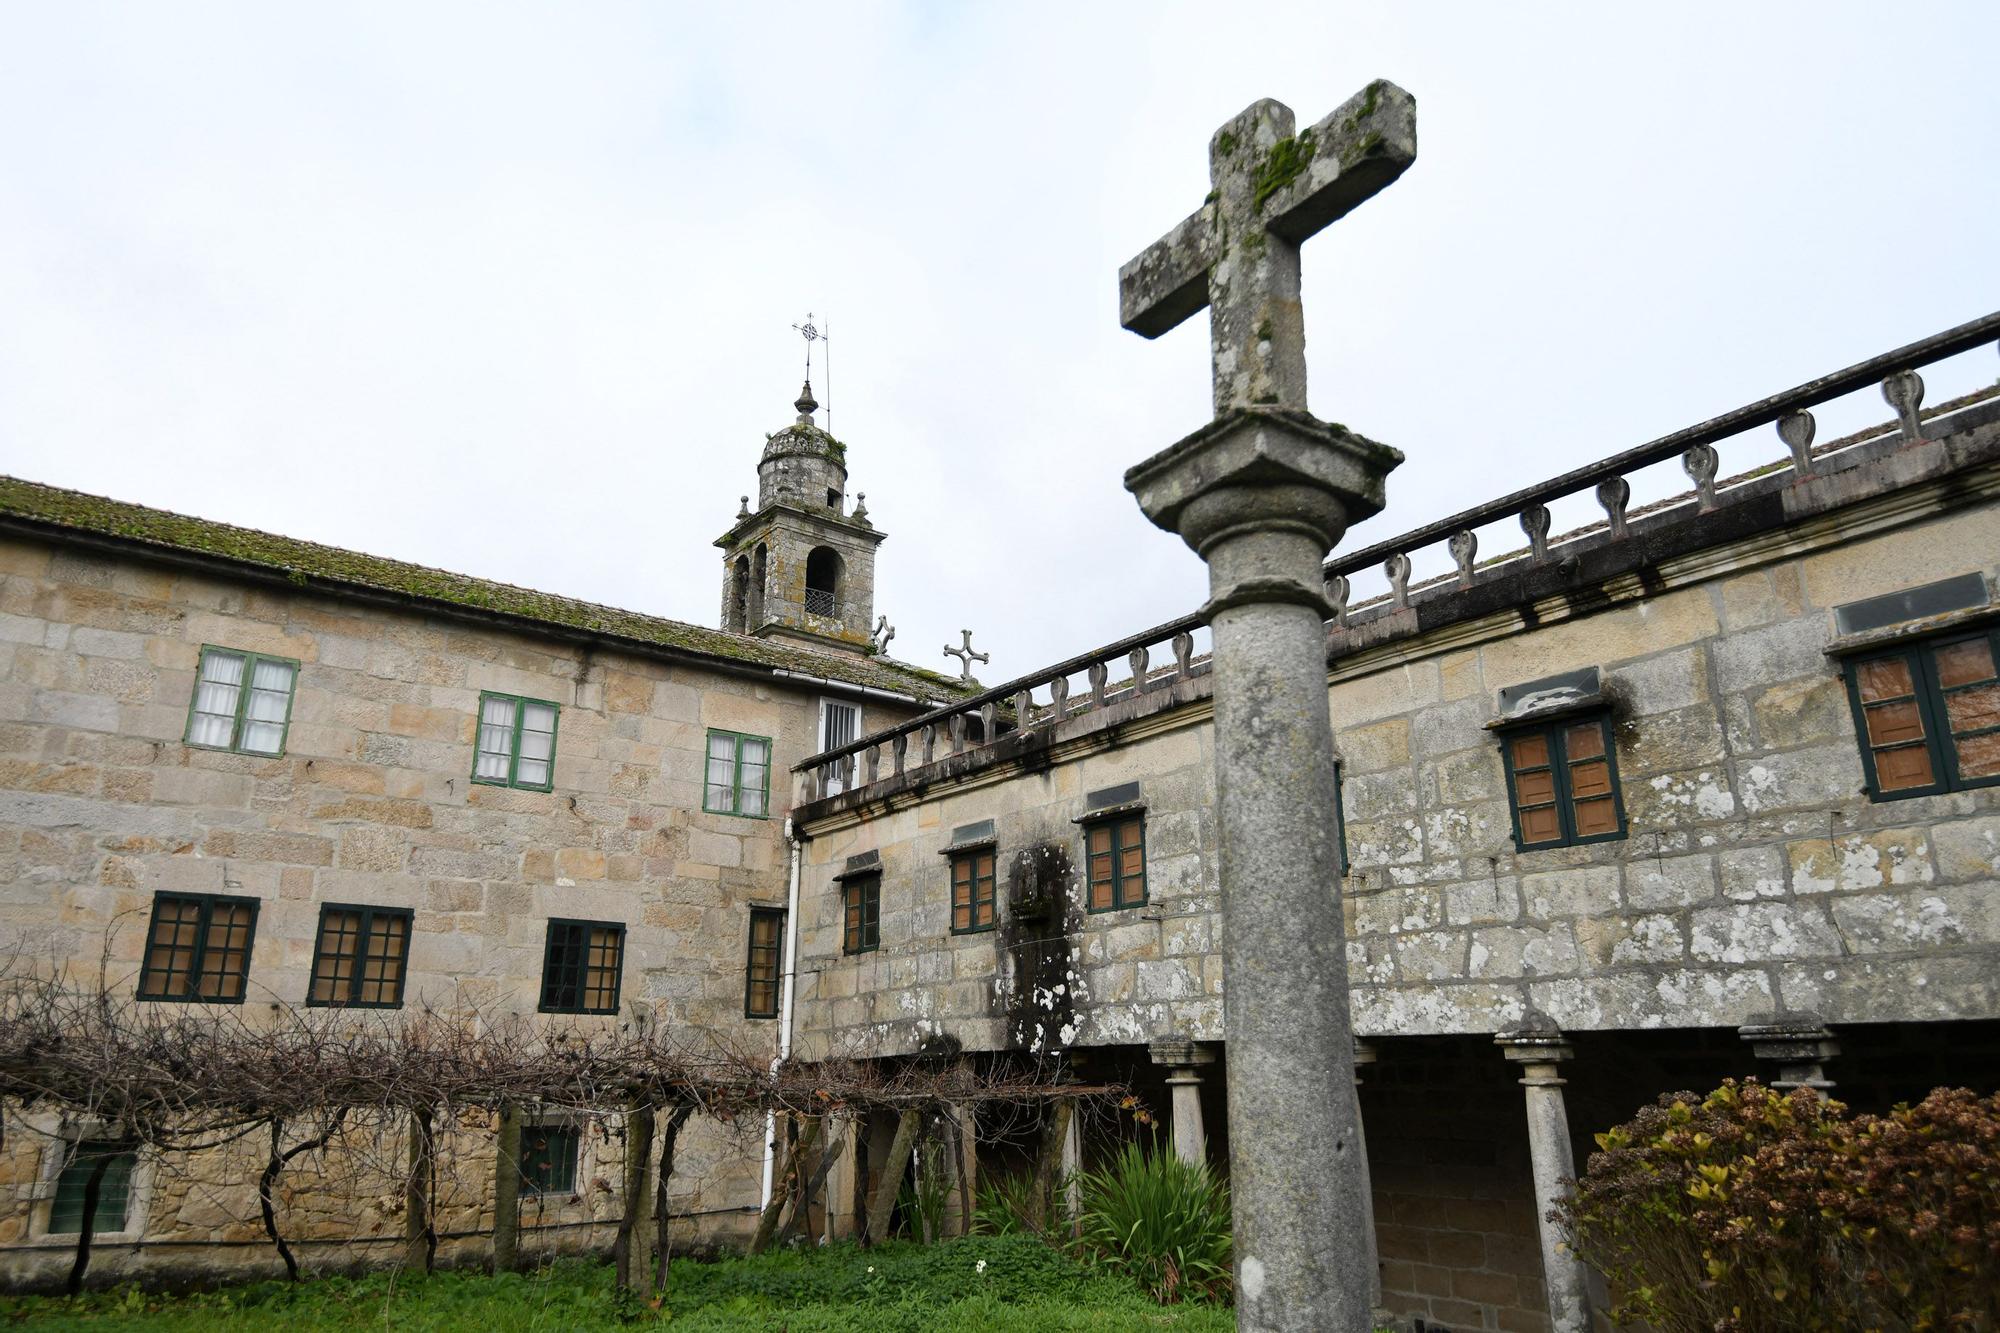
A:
[1739,1013,1838,1090]
[1497,1027,1573,1083]
[1148,1037,1217,1070]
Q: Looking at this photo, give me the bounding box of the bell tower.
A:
[716,380,885,654]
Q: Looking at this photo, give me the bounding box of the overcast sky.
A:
[4,3,1998,686]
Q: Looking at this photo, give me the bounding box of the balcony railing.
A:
[794,309,2000,809]
[804,587,837,618]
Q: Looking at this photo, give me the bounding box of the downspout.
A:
[760,817,805,1208]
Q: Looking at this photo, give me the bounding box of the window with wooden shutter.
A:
[1500,714,1627,851]
[1845,628,2000,799]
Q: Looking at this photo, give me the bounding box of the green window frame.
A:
[136,892,260,1004]
[183,645,299,757]
[307,904,413,1009]
[1843,628,2000,801]
[1083,814,1147,912]
[472,691,560,791]
[704,729,772,818]
[1499,712,1628,851]
[539,919,625,1015]
[950,848,997,934]
[520,1123,580,1196]
[744,906,786,1019]
[842,875,881,954]
[47,1140,137,1236]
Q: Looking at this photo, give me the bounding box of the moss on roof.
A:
[0,475,972,701]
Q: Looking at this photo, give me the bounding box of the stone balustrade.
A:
[797,311,2000,807]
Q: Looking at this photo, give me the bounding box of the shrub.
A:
[1073,1141,1231,1304]
[1557,1079,2000,1332]
[974,1170,1070,1238]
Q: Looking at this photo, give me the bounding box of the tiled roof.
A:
[0,475,973,703]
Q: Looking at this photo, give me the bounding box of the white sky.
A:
[3,3,1998,686]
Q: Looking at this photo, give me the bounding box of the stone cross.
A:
[871,615,895,654]
[1120,82,1416,415]
[942,629,987,683]
[1122,82,1416,1333]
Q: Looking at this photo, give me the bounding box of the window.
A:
[842,875,880,954]
[539,920,625,1014]
[47,1140,137,1235]
[744,907,786,1019]
[1501,714,1626,850]
[184,646,297,756]
[705,730,772,817]
[1333,761,1349,877]
[819,699,862,797]
[136,893,258,1003]
[520,1123,580,1197]
[1845,629,2000,800]
[951,848,997,933]
[804,546,841,618]
[307,905,412,1008]
[1085,815,1147,912]
[473,692,559,791]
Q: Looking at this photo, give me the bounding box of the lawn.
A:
[0,1236,1236,1332]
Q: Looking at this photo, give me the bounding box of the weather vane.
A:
[791,313,831,436]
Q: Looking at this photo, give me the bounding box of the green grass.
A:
[0,1236,1235,1332]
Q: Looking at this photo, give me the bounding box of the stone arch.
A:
[749,544,768,628]
[729,555,750,632]
[805,546,842,618]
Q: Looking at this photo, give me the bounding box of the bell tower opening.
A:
[804,546,842,618]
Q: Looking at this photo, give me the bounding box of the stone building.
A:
[4,313,2000,1330]
[0,387,968,1286]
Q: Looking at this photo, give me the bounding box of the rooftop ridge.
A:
[0,475,969,702]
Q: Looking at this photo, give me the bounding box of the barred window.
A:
[1084,815,1147,912]
[136,893,259,1003]
[744,907,785,1019]
[1846,629,2000,799]
[47,1140,136,1236]
[184,647,297,756]
[1501,713,1626,850]
[473,692,560,790]
[520,1123,580,1196]
[950,849,997,934]
[842,875,880,954]
[308,905,412,1008]
[539,920,624,1014]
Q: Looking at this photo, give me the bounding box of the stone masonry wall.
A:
[0,531,917,1275]
[793,481,2000,1058]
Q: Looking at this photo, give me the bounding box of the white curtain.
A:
[475,696,516,780]
[238,659,295,754]
[188,652,244,748]
[515,702,557,787]
[705,732,738,810]
[739,736,770,816]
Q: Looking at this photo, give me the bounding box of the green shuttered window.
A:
[48,1141,136,1235]
[473,692,560,791]
[704,730,771,817]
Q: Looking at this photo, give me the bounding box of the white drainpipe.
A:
[760,817,805,1208]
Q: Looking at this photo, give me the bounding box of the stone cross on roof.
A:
[942,629,988,683]
[1119,81,1416,416]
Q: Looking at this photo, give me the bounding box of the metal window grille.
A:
[804,587,837,617]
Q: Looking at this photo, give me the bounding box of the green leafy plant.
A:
[974,1169,1072,1238]
[1073,1141,1232,1304]
[1558,1079,2000,1332]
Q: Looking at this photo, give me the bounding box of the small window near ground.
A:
[705,730,772,817]
[842,875,881,954]
[1846,629,2000,799]
[745,907,785,1018]
[1085,815,1147,912]
[308,905,412,1008]
[473,693,559,791]
[137,893,259,1003]
[185,647,298,756]
[1501,713,1627,850]
[539,920,624,1014]
[47,1141,136,1235]
[520,1123,580,1196]
[951,849,997,933]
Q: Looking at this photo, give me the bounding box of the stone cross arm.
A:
[1118,80,1417,415]
[1119,81,1417,339]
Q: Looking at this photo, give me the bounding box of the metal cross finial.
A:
[871,615,895,654]
[1119,82,1417,416]
[943,629,988,683]
[791,313,832,436]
